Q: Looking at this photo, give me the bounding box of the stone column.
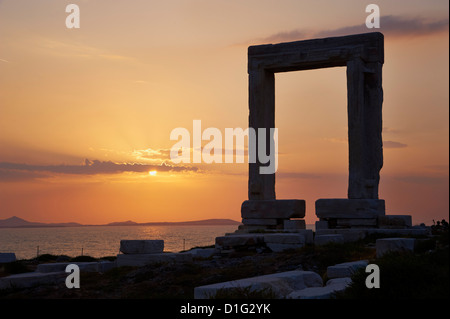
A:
[346,58,383,199]
[248,69,276,200]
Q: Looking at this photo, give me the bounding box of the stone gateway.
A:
[234,32,423,236]
[247,32,384,202]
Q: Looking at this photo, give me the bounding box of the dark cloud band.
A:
[0,159,198,182]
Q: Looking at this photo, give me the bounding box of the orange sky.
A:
[0,0,448,225]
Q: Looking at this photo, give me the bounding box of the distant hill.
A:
[105,218,241,226]
[139,219,242,226]
[0,216,83,228]
[0,216,241,228]
[105,220,139,226]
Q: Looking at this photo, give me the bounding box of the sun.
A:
[148,170,157,176]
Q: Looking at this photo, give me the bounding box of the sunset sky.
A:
[0,0,448,225]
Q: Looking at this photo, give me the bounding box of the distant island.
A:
[0,216,242,228]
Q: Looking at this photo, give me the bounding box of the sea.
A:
[0,224,316,260]
[0,225,239,260]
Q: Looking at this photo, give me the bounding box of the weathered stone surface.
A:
[368,228,429,236]
[120,240,164,254]
[184,248,216,258]
[264,233,308,251]
[346,58,383,199]
[242,218,278,226]
[327,260,368,279]
[0,272,66,290]
[314,234,344,246]
[247,33,384,200]
[287,286,333,299]
[116,252,192,267]
[266,243,304,252]
[326,277,353,288]
[248,32,384,70]
[264,233,306,244]
[194,270,322,299]
[336,218,378,227]
[36,261,116,273]
[315,220,329,230]
[315,229,366,242]
[315,198,385,219]
[215,234,264,248]
[283,219,306,230]
[237,224,269,232]
[376,238,415,258]
[315,228,429,243]
[0,253,16,263]
[287,277,352,299]
[378,215,412,229]
[289,229,313,244]
[217,232,314,251]
[241,200,305,219]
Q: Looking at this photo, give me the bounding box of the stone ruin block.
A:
[283,219,306,230]
[315,220,329,230]
[315,199,385,219]
[240,199,306,231]
[335,218,378,228]
[377,215,412,229]
[194,270,323,299]
[215,234,265,249]
[314,234,345,246]
[119,240,164,254]
[315,198,386,230]
[242,218,278,226]
[0,253,16,264]
[241,200,305,219]
[215,231,313,253]
[116,252,192,267]
[326,260,368,279]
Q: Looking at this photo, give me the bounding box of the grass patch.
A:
[337,247,449,299]
[1,223,447,299]
[35,254,61,262]
[70,255,98,262]
[336,225,449,299]
[303,241,375,276]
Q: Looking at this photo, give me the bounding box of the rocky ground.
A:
[0,224,448,299]
[0,242,373,299]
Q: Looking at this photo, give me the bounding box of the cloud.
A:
[34,37,134,62]
[324,137,407,149]
[249,15,448,45]
[383,127,401,134]
[394,175,448,185]
[132,146,253,163]
[257,30,309,45]
[0,169,48,182]
[384,140,408,149]
[315,15,449,39]
[0,159,198,182]
[132,148,172,161]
